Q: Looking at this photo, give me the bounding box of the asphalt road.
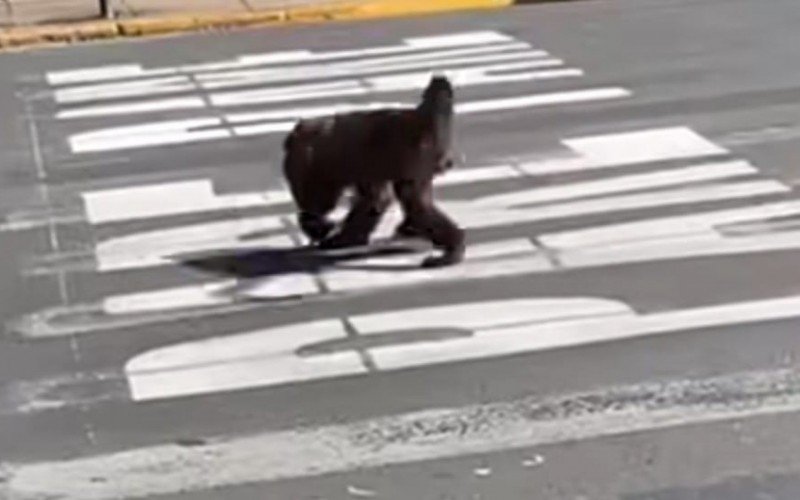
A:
[4,0,800,498]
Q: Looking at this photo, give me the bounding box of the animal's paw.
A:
[421,248,464,268]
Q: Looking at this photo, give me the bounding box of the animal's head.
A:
[420,75,454,115]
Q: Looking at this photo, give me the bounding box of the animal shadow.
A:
[171,242,423,279]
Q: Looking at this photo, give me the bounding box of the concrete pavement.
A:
[3,0,800,497]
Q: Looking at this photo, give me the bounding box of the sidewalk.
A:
[0,0,511,49]
[0,0,351,26]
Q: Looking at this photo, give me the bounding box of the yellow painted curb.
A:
[0,0,511,51]
[0,20,118,48]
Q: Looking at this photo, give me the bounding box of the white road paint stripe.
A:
[223,101,407,124]
[125,298,627,399]
[208,60,566,107]
[82,180,288,224]
[455,88,632,114]
[46,64,162,85]
[113,179,786,309]
[86,176,787,274]
[69,118,230,154]
[540,200,800,249]
[9,365,800,500]
[95,222,290,273]
[560,228,800,268]
[67,89,632,153]
[100,238,542,314]
[435,164,522,185]
[565,126,729,166]
[57,97,207,120]
[44,32,523,86]
[102,280,236,315]
[123,294,800,402]
[54,76,196,104]
[197,44,539,89]
[475,161,757,207]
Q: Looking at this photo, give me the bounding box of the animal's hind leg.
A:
[319,182,392,249]
[393,179,465,268]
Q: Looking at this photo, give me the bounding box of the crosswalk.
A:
[11,121,800,399]
[42,30,629,154]
[7,27,800,500]
[9,32,800,394]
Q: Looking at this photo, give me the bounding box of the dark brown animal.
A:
[282,75,464,268]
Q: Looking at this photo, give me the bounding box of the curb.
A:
[0,0,512,51]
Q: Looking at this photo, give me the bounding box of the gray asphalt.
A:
[3,0,800,497]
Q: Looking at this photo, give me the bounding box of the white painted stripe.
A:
[225,101,408,124]
[491,180,788,224]
[69,88,633,153]
[69,118,230,154]
[456,88,632,114]
[197,44,539,90]
[88,176,784,274]
[209,60,565,107]
[95,222,290,273]
[99,238,540,314]
[103,280,236,315]
[189,32,521,75]
[125,297,622,400]
[406,31,516,48]
[565,126,729,166]
[233,122,298,137]
[434,164,521,185]
[559,228,800,269]
[57,97,206,120]
[82,180,288,224]
[54,77,196,104]
[46,64,156,85]
[44,33,522,86]
[515,126,732,176]
[124,294,800,403]
[475,161,757,207]
[540,201,800,249]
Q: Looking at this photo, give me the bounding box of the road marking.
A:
[455,88,631,114]
[539,200,800,249]
[207,60,567,107]
[102,280,236,315]
[95,222,291,273]
[126,297,629,400]
[197,45,540,90]
[46,64,164,85]
[475,161,757,207]
[81,179,287,224]
[564,126,729,165]
[69,118,231,153]
[500,126,731,177]
[9,365,800,500]
[54,76,196,104]
[57,97,207,120]
[44,31,520,86]
[70,88,629,153]
[124,294,800,401]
